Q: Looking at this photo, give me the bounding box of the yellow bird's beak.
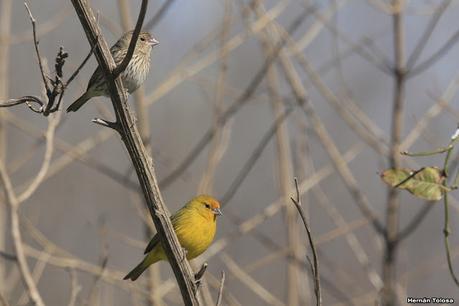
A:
[212,208,223,216]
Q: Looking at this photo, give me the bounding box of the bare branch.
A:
[69,1,201,304]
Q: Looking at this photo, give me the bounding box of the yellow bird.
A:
[124,195,222,281]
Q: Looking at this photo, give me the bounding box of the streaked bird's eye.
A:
[140,37,145,41]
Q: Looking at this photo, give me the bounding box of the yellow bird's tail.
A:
[124,251,161,281]
[123,257,149,281]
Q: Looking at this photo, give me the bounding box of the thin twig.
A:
[0,96,44,113]
[65,42,97,87]
[290,178,321,306]
[112,0,147,77]
[215,271,225,306]
[24,2,50,93]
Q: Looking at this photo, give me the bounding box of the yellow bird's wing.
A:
[144,234,160,254]
[143,213,179,254]
[144,208,188,254]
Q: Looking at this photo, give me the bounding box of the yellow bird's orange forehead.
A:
[195,195,220,209]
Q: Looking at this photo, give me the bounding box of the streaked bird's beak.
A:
[149,38,159,46]
[212,208,223,216]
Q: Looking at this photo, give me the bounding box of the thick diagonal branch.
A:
[69,1,200,305]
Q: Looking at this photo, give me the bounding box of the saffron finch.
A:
[124,195,222,281]
[67,31,158,112]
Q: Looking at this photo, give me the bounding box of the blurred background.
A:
[1,0,459,305]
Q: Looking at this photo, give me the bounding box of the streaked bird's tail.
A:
[66,92,91,112]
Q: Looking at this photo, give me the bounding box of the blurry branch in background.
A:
[0,163,45,306]
[0,3,94,115]
[0,106,59,305]
[159,6,313,190]
[405,0,451,71]
[145,0,177,30]
[10,8,69,45]
[201,144,363,262]
[0,292,10,306]
[66,269,81,306]
[290,178,321,306]
[307,2,393,75]
[251,2,304,303]
[144,0,288,107]
[197,0,233,196]
[16,112,60,204]
[221,106,293,205]
[221,253,285,306]
[0,0,12,292]
[382,1,406,305]
[69,0,202,304]
[0,3,65,297]
[195,2,233,304]
[86,224,109,306]
[267,20,386,235]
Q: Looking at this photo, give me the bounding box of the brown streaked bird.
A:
[67,31,158,112]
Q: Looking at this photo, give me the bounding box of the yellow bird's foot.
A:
[194,263,208,288]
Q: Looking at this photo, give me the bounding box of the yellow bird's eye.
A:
[204,203,210,209]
